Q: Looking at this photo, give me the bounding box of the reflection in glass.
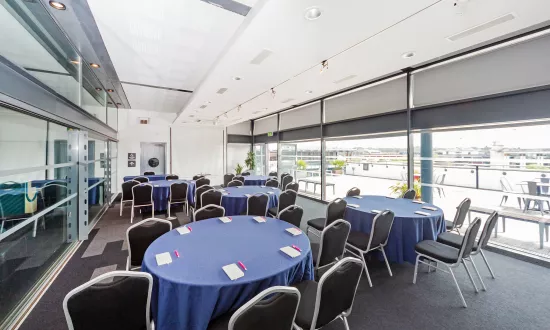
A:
[87,137,107,222]
[82,64,107,123]
[254,144,266,175]
[278,140,321,198]
[107,105,118,130]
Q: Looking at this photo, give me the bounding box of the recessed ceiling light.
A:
[116,103,122,106]
[95,88,102,91]
[305,90,313,94]
[107,102,113,105]
[90,63,100,68]
[232,76,242,81]
[402,52,415,59]
[69,59,79,65]
[49,1,66,10]
[304,7,322,20]
[107,89,114,93]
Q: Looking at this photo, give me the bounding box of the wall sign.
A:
[267,132,274,137]
[128,153,136,161]
[128,160,136,167]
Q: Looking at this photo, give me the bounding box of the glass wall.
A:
[278,140,321,197]
[87,135,107,223]
[254,144,266,175]
[109,141,118,201]
[267,143,278,175]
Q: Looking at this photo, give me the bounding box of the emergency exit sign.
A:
[267,132,274,137]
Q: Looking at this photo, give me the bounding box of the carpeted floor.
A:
[19,202,550,330]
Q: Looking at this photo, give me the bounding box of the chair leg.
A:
[412,255,420,284]
[341,315,350,330]
[479,250,496,279]
[120,201,123,216]
[359,252,373,287]
[380,247,393,277]
[517,197,522,209]
[130,207,134,223]
[462,260,479,293]
[469,257,486,291]
[500,195,507,206]
[449,267,467,308]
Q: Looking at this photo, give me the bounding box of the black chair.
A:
[246,193,269,216]
[143,171,155,175]
[208,286,300,330]
[241,171,251,176]
[278,205,303,228]
[268,171,278,177]
[311,220,351,280]
[346,187,360,197]
[167,182,188,219]
[281,175,293,191]
[285,182,299,192]
[234,176,245,183]
[193,174,205,180]
[201,189,222,207]
[227,180,243,187]
[446,198,471,233]
[413,218,482,308]
[293,257,363,330]
[191,185,214,212]
[437,211,499,283]
[41,183,68,208]
[126,218,172,270]
[280,173,290,188]
[268,190,296,218]
[165,174,179,180]
[194,205,225,222]
[345,210,395,287]
[223,174,235,188]
[120,180,140,216]
[306,198,347,237]
[63,271,153,330]
[131,184,154,223]
[196,177,211,188]
[265,179,279,188]
[402,189,416,200]
[134,177,149,183]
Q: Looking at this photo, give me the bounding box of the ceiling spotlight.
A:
[70,59,80,65]
[305,90,313,94]
[237,105,242,112]
[90,63,100,68]
[49,1,66,10]
[107,102,113,105]
[271,88,276,98]
[107,89,114,93]
[95,88,102,91]
[116,103,122,106]
[232,76,242,81]
[304,7,322,20]
[224,113,228,118]
[320,60,328,74]
[402,52,415,59]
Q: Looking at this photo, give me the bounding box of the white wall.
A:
[227,143,250,173]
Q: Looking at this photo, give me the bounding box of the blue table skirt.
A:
[124,175,166,182]
[343,195,445,264]
[150,180,196,212]
[142,216,313,330]
[243,175,271,186]
[221,186,280,216]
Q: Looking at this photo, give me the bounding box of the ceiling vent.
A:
[333,75,357,84]
[217,88,228,94]
[281,98,295,104]
[250,49,273,65]
[447,13,516,42]
[200,105,208,109]
[138,117,150,125]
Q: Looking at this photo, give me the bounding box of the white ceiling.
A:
[174,0,550,126]
[121,83,193,113]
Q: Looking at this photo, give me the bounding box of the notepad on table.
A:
[371,209,381,214]
[155,252,172,266]
[235,186,243,188]
[219,217,232,223]
[267,191,274,194]
[286,228,302,236]
[412,200,425,204]
[386,196,396,199]
[271,187,278,190]
[222,192,229,196]
[219,189,226,192]
[244,194,252,198]
[415,211,431,216]
[222,263,244,281]
[351,196,363,199]
[280,246,301,258]
[176,226,191,235]
[253,216,266,223]
[347,204,360,208]
[422,206,437,211]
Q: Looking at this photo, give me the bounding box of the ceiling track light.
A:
[320,60,328,74]
[271,88,276,98]
[224,113,229,118]
[49,1,66,10]
[90,63,100,69]
[107,89,114,93]
[237,105,242,112]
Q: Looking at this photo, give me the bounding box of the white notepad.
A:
[176,226,191,235]
[386,196,396,199]
[271,187,278,190]
[351,196,363,199]
[253,216,266,223]
[415,211,431,216]
[347,204,360,208]
[422,206,437,211]
[235,186,243,188]
[222,263,244,281]
[371,210,381,214]
[244,194,252,198]
[280,246,301,258]
[222,192,229,196]
[286,228,302,236]
[267,191,274,195]
[261,185,266,188]
[219,217,232,223]
[412,200,425,204]
[155,252,172,266]
[219,189,226,192]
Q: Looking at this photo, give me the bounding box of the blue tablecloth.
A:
[142,216,313,330]
[150,180,196,212]
[221,186,280,216]
[31,178,102,205]
[124,175,167,182]
[343,195,445,264]
[243,175,271,186]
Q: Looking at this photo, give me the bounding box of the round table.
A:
[243,175,273,186]
[221,186,280,216]
[142,216,314,330]
[123,174,167,182]
[343,195,445,264]
[150,180,196,211]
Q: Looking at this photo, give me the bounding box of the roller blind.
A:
[279,102,320,131]
[324,75,407,123]
[253,114,277,135]
[226,120,251,135]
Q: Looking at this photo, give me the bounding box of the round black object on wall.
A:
[148,158,160,168]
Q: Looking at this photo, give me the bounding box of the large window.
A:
[254,144,266,175]
[279,140,321,197]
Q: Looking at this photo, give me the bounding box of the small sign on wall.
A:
[128,160,136,167]
[128,153,136,161]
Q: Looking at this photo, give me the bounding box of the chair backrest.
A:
[193,174,204,181]
[224,174,235,187]
[402,189,416,200]
[122,180,140,202]
[241,171,251,176]
[477,212,499,249]
[280,172,289,184]
[452,198,471,229]
[229,286,300,330]
[0,181,23,189]
[281,175,293,191]
[42,184,68,208]
[132,184,153,206]
[268,171,278,177]
[143,171,155,175]
[500,177,513,192]
[457,218,482,260]
[134,177,149,183]
[234,176,245,183]
[278,190,297,214]
[63,271,153,330]
[317,220,351,269]
[247,193,269,216]
[201,189,222,207]
[367,210,395,249]
[285,182,299,192]
[165,174,179,180]
[196,177,210,188]
[325,198,347,227]
[127,218,172,268]
[265,179,279,188]
[194,205,225,221]
[346,187,360,197]
[170,182,188,203]
[228,180,243,187]
[278,205,303,227]
[527,181,538,195]
[313,257,363,329]
[195,185,213,209]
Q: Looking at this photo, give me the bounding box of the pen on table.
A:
[174,250,180,258]
[292,245,302,252]
[238,261,247,271]
[187,226,192,232]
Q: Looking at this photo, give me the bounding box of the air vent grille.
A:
[250,49,273,65]
[217,88,228,94]
[447,13,516,42]
[334,75,357,84]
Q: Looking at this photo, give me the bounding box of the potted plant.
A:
[235,163,243,175]
[296,159,307,170]
[389,180,422,199]
[331,159,346,174]
[245,151,255,171]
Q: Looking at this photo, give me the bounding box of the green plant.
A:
[296,159,307,170]
[389,180,421,198]
[245,151,255,170]
[331,159,346,170]
[235,163,243,175]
